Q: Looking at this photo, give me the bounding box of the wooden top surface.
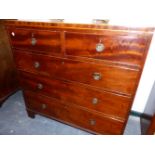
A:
[3,20,154,32]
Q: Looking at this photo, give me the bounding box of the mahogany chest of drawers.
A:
[4,20,153,134]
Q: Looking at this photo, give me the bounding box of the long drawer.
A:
[19,71,132,119]
[65,32,150,66]
[24,90,125,134]
[7,28,61,55]
[14,50,139,95]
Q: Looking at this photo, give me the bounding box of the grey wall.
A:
[143,81,155,115]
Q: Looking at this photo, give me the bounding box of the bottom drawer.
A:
[24,90,125,134]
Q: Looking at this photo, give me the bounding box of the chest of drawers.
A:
[4,20,153,134]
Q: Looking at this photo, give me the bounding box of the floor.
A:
[0,91,141,135]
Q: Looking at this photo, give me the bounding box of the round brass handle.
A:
[37,83,43,90]
[90,119,96,126]
[42,104,47,109]
[92,72,102,80]
[11,32,15,37]
[92,98,98,105]
[96,43,105,52]
[31,37,37,46]
[34,61,40,69]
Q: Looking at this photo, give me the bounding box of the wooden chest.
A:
[4,20,153,134]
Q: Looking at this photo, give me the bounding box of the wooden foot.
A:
[27,110,35,118]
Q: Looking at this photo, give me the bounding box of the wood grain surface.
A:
[19,71,132,119]
[13,50,139,96]
[24,90,125,135]
[7,28,61,55]
[0,22,18,105]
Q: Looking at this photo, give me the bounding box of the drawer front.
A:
[7,28,61,55]
[20,72,132,119]
[65,32,149,66]
[14,50,139,95]
[24,90,125,134]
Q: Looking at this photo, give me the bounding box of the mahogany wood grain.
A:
[65,32,150,66]
[24,90,125,135]
[0,22,18,105]
[19,71,132,119]
[4,20,154,32]
[7,28,61,55]
[13,50,139,96]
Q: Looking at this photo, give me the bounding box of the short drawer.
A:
[7,28,61,55]
[14,50,139,95]
[65,32,150,66]
[20,71,132,119]
[24,90,125,134]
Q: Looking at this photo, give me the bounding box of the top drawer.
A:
[65,32,150,66]
[7,28,61,55]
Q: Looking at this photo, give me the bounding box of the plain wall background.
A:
[132,34,155,112]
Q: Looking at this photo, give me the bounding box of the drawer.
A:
[24,90,125,134]
[65,32,150,66]
[7,28,61,55]
[20,71,132,119]
[14,50,139,95]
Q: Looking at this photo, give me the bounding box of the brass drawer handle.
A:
[34,61,40,69]
[92,98,98,105]
[37,83,43,90]
[42,104,47,109]
[90,119,96,126]
[31,37,37,46]
[92,72,102,80]
[96,42,105,52]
